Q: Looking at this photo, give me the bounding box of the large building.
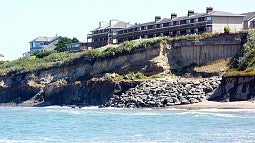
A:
[116,7,244,43]
[87,20,132,48]
[29,36,62,55]
[242,12,255,29]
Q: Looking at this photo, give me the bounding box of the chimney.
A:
[188,10,194,16]
[155,16,161,22]
[99,22,101,28]
[171,13,177,19]
[206,7,213,13]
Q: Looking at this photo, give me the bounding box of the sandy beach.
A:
[170,101,255,110]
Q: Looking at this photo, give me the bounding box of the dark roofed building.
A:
[116,7,244,43]
[87,20,132,48]
[241,12,255,29]
[29,36,62,55]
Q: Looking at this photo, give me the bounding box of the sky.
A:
[0,0,254,60]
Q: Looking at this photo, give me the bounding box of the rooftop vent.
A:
[171,13,177,19]
[155,16,161,22]
[206,7,213,13]
[188,10,194,16]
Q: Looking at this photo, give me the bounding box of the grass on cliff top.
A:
[0,32,221,75]
[194,59,231,73]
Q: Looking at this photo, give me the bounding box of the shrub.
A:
[224,25,230,34]
[34,51,55,58]
[237,29,255,70]
[28,56,37,61]
[0,61,6,65]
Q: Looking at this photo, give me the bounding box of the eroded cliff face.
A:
[208,76,255,101]
[0,43,168,106]
[0,34,245,106]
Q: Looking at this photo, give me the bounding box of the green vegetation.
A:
[0,52,84,75]
[114,72,147,80]
[226,29,255,76]
[0,32,224,75]
[224,25,230,34]
[34,51,56,58]
[55,37,80,52]
[86,32,220,59]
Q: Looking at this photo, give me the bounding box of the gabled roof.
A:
[208,11,244,17]
[241,12,255,21]
[94,20,132,31]
[30,36,61,43]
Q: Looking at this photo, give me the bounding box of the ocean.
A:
[0,107,254,143]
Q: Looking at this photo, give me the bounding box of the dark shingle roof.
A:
[94,20,132,31]
[208,11,244,17]
[30,36,61,43]
[127,11,243,29]
[241,12,255,21]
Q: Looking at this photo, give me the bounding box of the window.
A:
[153,34,157,37]
[173,21,180,25]
[144,35,148,38]
[194,18,198,23]
[33,42,44,48]
[118,30,123,34]
[180,20,186,25]
[206,26,212,32]
[198,17,205,22]
[169,22,173,26]
[148,25,154,29]
[141,26,147,30]
[186,29,191,34]
[186,19,190,24]
[160,33,164,37]
[206,17,212,22]
[194,28,199,33]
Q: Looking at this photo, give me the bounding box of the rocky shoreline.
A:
[104,76,221,108]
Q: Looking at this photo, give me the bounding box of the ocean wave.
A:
[198,108,255,112]
[0,139,39,143]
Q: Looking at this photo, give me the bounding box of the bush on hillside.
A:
[224,25,230,34]
[237,29,255,70]
[34,51,56,58]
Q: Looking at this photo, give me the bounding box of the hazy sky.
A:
[0,0,254,60]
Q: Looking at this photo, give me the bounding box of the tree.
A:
[55,37,80,52]
[72,37,79,43]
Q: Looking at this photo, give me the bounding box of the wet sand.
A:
[170,101,255,110]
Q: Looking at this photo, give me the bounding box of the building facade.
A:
[87,20,132,48]
[242,12,255,29]
[116,7,244,43]
[66,43,89,52]
[29,36,62,55]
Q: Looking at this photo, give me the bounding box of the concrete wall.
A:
[168,34,242,69]
[212,16,243,33]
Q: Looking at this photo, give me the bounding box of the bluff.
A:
[0,33,243,106]
[208,76,255,101]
